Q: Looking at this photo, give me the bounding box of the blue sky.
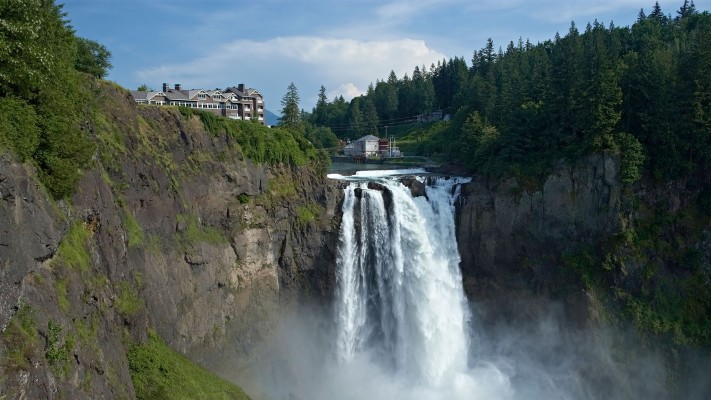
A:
[63,0,709,112]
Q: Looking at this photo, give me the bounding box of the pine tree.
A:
[676,0,697,20]
[361,97,379,135]
[649,1,667,24]
[347,97,363,137]
[279,82,301,130]
[312,85,329,126]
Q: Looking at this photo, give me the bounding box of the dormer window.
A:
[198,92,206,99]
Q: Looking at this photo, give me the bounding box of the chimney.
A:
[238,83,245,92]
[175,83,181,91]
[162,82,168,92]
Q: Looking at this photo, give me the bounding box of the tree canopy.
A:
[0,0,110,198]
[75,37,112,78]
[308,1,710,186]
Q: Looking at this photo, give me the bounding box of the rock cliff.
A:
[0,82,343,398]
[456,153,623,324]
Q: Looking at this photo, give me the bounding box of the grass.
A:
[55,221,92,272]
[136,116,181,192]
[296,202,325,227]
[128,330,250,400]
[56,278,70,313]
[564,197,711,348]
[115,281,144,316]
[73,315,99,350]
[175,213,228,250]
[123,210,144,248]
[94,111,127,173]
[2,303,40,372]
[254,173,297,208]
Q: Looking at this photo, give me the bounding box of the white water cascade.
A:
[325,169,511,399]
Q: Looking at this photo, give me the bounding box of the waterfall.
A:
[333,170,474,386]
[249,169,670,400]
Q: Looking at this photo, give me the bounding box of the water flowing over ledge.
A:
[326,169,503,398]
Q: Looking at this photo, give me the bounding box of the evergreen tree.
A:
[411,65,435,115]
[312,85,329,126]
[279,82,301,130]
[347,97,363,137]
[361,97,379,135]
[373,76,398,122]
[398,74,415,117]
[649,1,668,24]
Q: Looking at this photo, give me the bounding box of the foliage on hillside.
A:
[178,106,329,171]
[0,0,101,199]
[311,2,710,188]
[128,330,250,400]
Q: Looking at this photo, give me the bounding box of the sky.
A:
[63,0,709,113]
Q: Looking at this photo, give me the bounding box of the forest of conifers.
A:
[310,1,710,185]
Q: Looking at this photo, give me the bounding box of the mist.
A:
[221,297,711,400]
[218,172,709,400]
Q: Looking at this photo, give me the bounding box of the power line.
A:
[315,114,421,129]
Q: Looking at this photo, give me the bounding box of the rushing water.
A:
[334,170,470,379]
[322,169,510,399]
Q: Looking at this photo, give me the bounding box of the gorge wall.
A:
[455,152,711,397]
[0,83,344,399]
[455,153,622,325]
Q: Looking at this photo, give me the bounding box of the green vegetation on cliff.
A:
[128,330,250,400]
[178,106,329,171]
[0,0,101,199]
[2,303,40,373]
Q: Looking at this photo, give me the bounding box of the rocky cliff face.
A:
[455,153,622,325]
[0,83,343,399]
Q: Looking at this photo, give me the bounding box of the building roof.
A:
[224,86,246,97]
[163,89,189,101]
[130,90,149,100]
[356,135,380,142]
[130,91,170,101]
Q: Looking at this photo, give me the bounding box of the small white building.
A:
[343,142,356,156]
[354,135,380,157]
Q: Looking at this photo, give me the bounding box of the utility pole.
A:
[385,125,390,157]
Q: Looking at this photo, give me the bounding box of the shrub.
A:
[616,132,645,184]
[0,97,40,161]
[2,303,39,372]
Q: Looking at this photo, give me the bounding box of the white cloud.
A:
[329,83,364,102]
[136,36,446,110]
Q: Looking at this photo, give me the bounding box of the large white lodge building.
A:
[130,83,265,124]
